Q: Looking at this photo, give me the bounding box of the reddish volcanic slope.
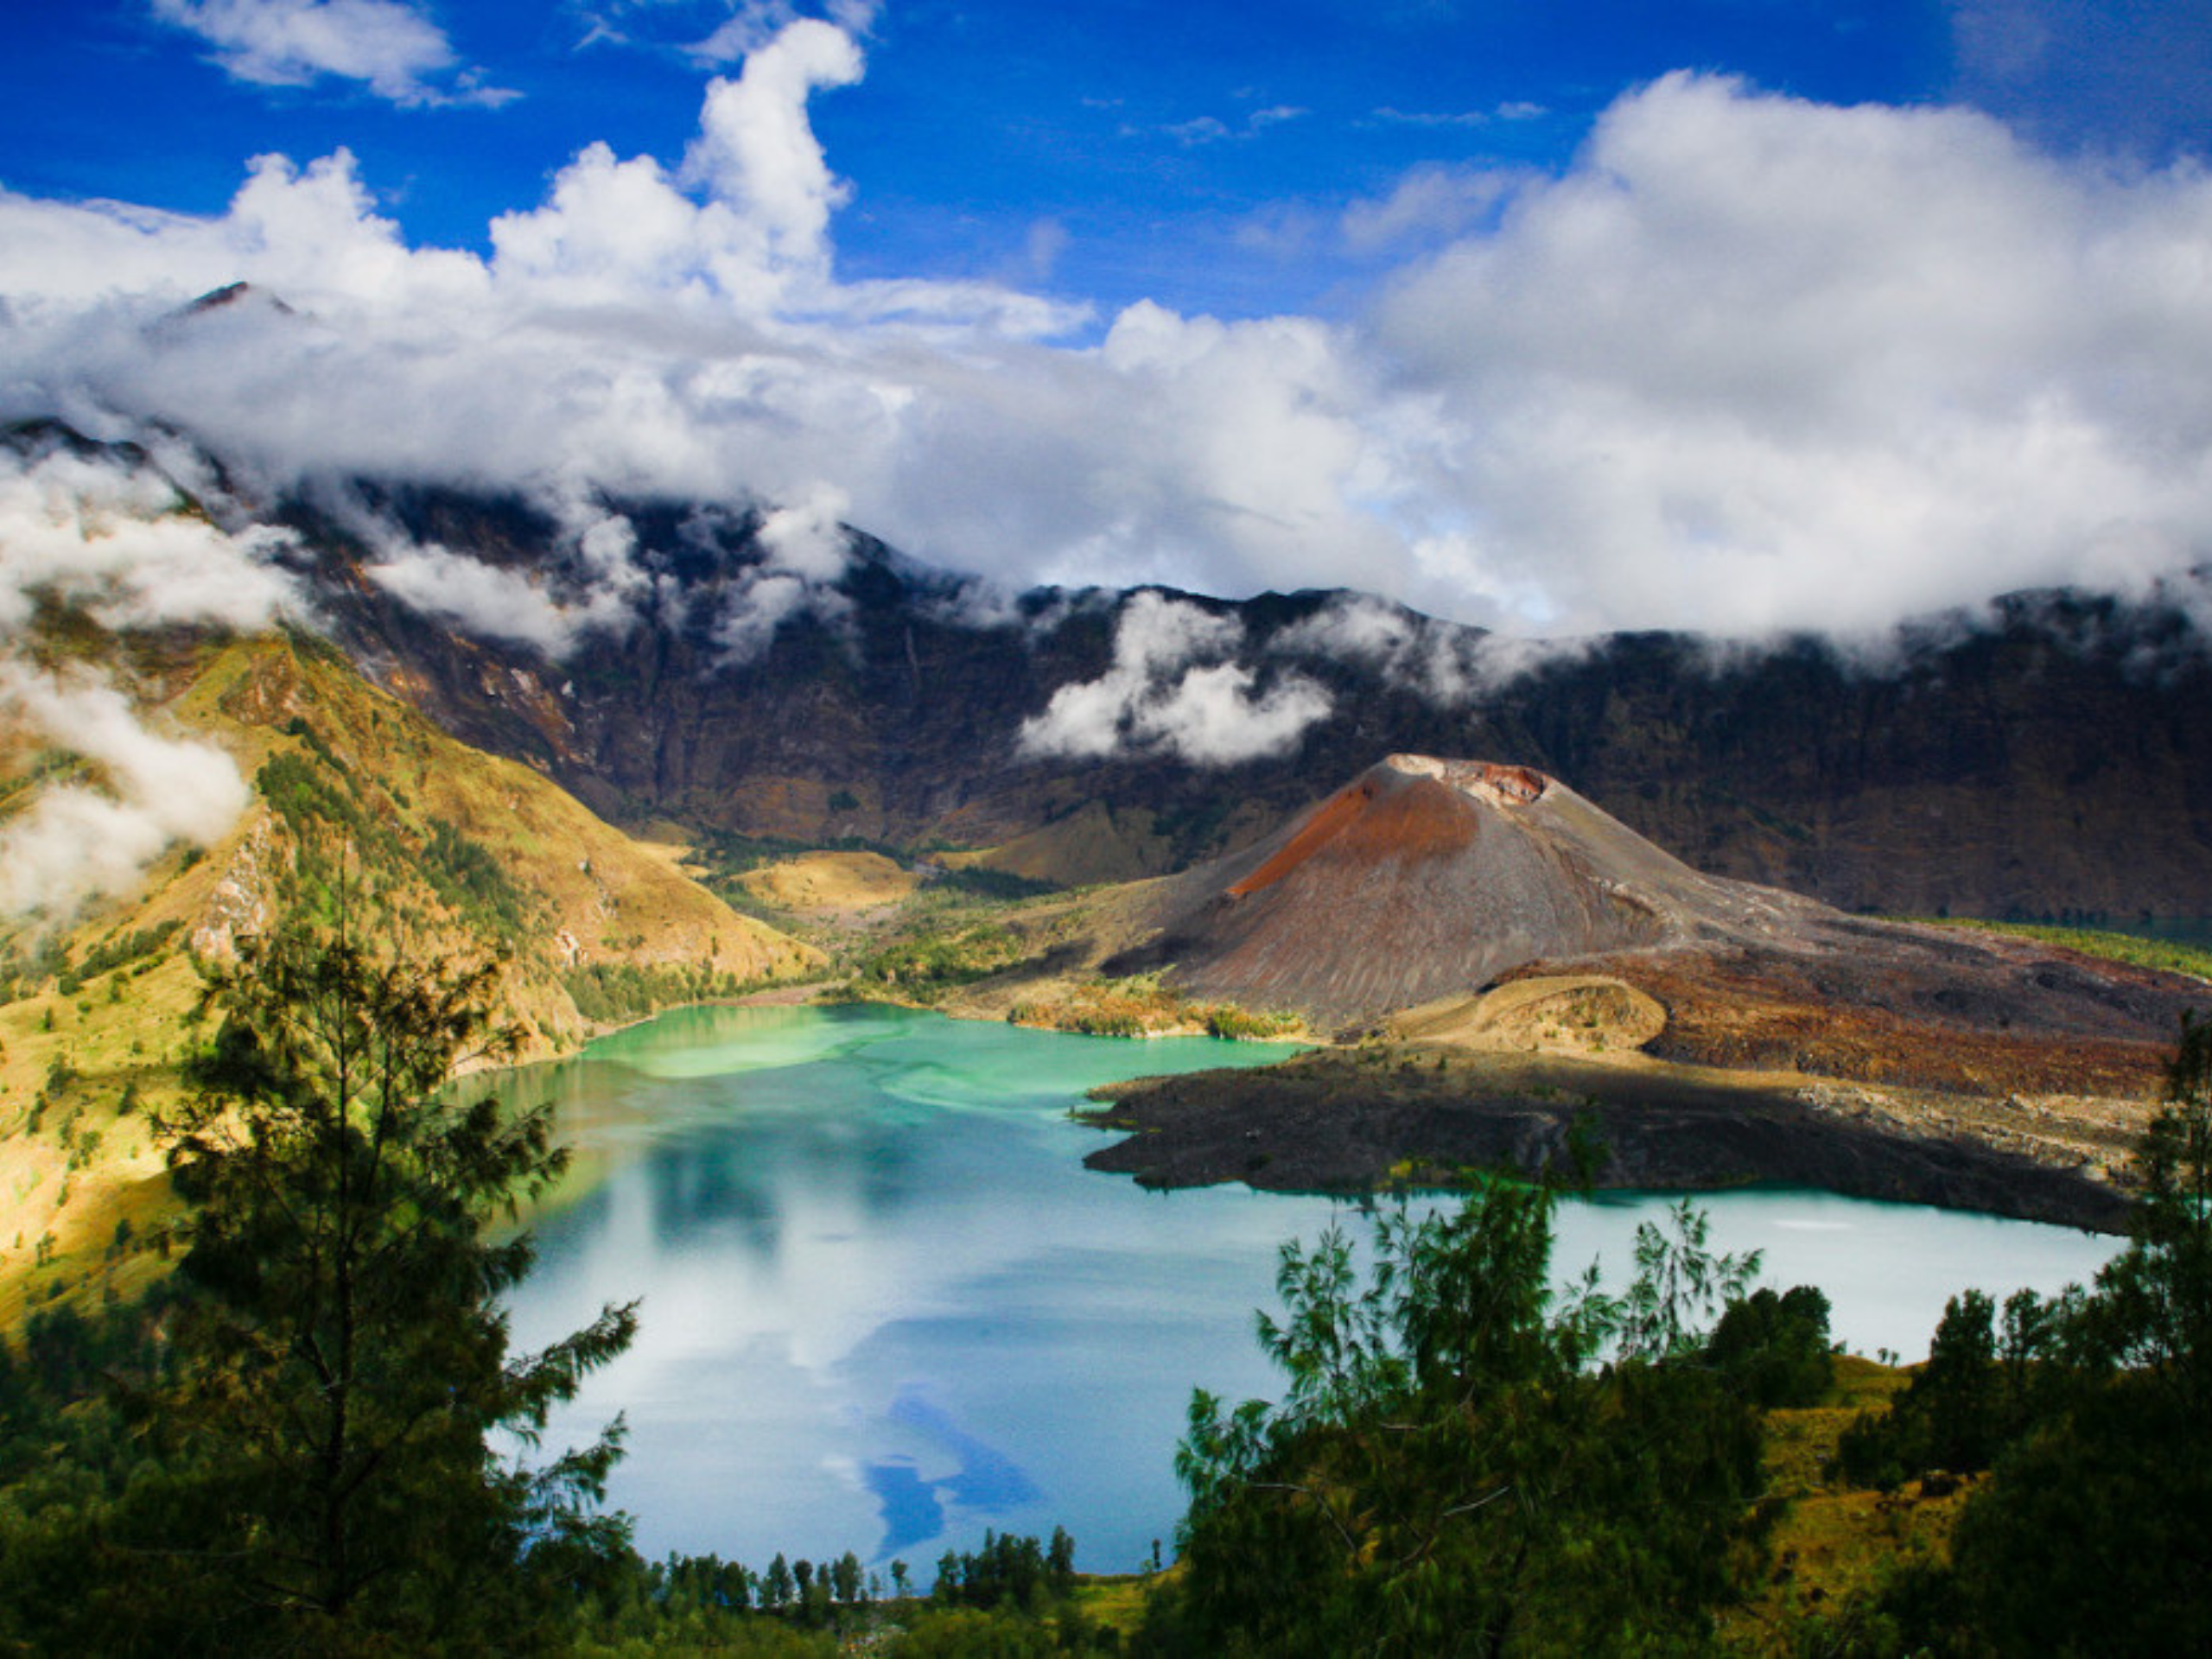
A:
[1141,755,1822,1026]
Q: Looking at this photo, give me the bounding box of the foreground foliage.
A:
[5,923,2209,1654]
[0,928,639,1654]
[1150,1185,1804,1656]
[1811,1014,2212,1655]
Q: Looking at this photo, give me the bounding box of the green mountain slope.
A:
[0,624,820,1325]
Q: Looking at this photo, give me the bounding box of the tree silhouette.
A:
[143,926,638,1650]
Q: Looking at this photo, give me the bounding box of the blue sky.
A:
[3,1,2212,649]
[0,0,2152,321]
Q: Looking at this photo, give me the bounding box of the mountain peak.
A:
[1159,754,1814,1025]
[1379,753,1550,803]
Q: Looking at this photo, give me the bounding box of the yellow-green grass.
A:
[1921,916,2212,982]
[3,626,824,1326]
[0,952,202,1329]
[1068,1571,1166,1637]
[739,850,920,914]
[1004,975,1307,1041]
[1719,1355,1961,1654]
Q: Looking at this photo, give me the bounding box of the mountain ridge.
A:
[16,419,2212,923]
[304,476,2212,923]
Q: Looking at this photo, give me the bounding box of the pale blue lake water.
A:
[499,1002,2122,1573]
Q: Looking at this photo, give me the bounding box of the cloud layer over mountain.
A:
[4,18,2212,639]
[0,445,298,918]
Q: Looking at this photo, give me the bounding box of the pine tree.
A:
[1166,1180,1766,1654]
[137,925,639,1651]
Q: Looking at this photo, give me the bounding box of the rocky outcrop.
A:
[1080,1053,2136,1232]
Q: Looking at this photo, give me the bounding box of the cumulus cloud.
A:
[1019,592,1331,766]
[486,18,872,311]
[1369,72,2212,633]
[687,1,880,66]
[680,20,862,276]
[0,663,253,919]
[150,0,515,107]
[5,28,2212,646]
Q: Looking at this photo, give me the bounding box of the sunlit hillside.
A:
[0,622,820,1325]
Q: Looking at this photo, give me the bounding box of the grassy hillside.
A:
[0,625,821,1325]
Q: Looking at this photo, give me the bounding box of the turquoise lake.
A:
[499,1002,2123,1573]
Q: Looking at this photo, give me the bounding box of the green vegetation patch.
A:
[0,936,70,1006]
[54,921,182,996]
[1925,916,2212,981]
[1008,976,1302,1040]
[421,818,537,937]
[849,924,1029,1002]
[561,960,777,1025]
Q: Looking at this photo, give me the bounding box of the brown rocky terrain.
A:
[1569,919,2192,1100]
[1115,754,1821,1027]
[1078,1049,2135,1231]
[1046,754,2206,1224]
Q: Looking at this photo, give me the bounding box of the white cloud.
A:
[0,662,252,920]
[0,444,302,636]
[1340,163,1522,254]
[0,148,488,308]
[486,19,867,310]
[364,542,590,655]
[687,1,880,66]
[1271,592,1597,704]
[1368,71,2212,633]
[5,35,2212,646]
[150,0,514,107]
[352,483,661,656]
[1136,659,1333,765]
[1373,105,1529,130]
[713,481,855,662]
[1160,116,1232,147]
[0,444,292,919]
[1019,592,1332,766]
[680,19,862,276]
[1143,105,1309,147]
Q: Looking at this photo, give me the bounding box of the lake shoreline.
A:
[499,1001,2126,1569]
[1079,1050,2133,1234]
[538,1000,2135,1234]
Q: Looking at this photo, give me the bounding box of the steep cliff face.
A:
[24,424,2210,922]
[297,481,2212,921]
[286,483,1091,846]
[1481,607,2212,922]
